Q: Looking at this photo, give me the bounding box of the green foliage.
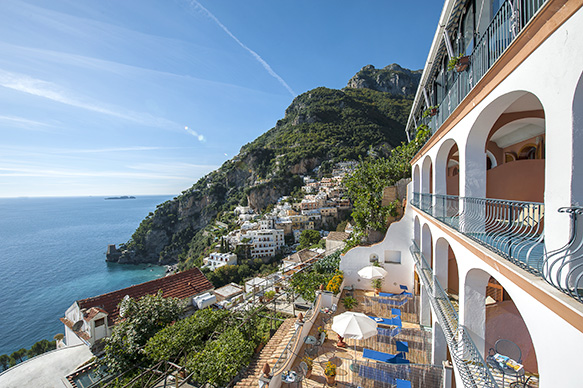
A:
[145,309,231,364]
[387,199,400,217]
[101,291,183,374]
[187,327,255,387]
[342,296,358,310]
[372,278,383,290]
[26,339,55,359]
[313,251,341,274]
[344,131,429,236]
[299,229,321,249]
[447,53,463,71]
[0,354,9,371]
[290,270,334,303]
[422,106,439,118]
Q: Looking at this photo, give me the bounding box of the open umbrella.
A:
[331,312,378,339]
[331,312,378,364]
[358,265,388,280]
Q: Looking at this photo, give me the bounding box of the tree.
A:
[299,230,320,249]
[344,129,429,237]
[100,291,183,374]
[27,339,55,359]
[0,354,9,371]
[10,349,26,363]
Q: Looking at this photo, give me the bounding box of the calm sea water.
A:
[0,195,174,356]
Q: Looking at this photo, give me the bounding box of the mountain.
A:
[107,64,419,267]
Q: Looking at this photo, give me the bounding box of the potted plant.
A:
[423,106,439,118]
[263,290,276,302]
[342,295,358,310]
[371,278,383,295]
[324,361,337,385]
[447,53,470,72]
[301,356,313,378]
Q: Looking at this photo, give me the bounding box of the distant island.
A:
[105,196,136,200]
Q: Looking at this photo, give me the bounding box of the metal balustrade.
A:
[410,241,499,388]
[543,207,583,303]
[412,193,544,274]
[408,0,548,137]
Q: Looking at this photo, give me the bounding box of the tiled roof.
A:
[60,317,91,342]
[77,268,213,325]
[326,231,350,241]
[286,249,319,263]
[83,307,107,322]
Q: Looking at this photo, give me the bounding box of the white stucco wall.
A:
[409,8,583,387]
[340,184,415,294]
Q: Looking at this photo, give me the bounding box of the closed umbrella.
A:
[358,265,388,280]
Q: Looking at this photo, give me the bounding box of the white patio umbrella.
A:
[331,311,378,340]
[358,265,388,280]
[331,312,378,363]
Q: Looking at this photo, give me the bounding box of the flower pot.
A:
[325,374,336,386]
[305,369,312,379]
[429,108,438,116]
[455,56,470,72]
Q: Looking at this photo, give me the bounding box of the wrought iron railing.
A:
[409,0,547,136]
[412,193,544,274]
[410,241,499,388]
[543,207,583,303]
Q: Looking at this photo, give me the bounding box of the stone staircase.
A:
[234,318,297,388]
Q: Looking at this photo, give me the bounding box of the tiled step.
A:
[234,318,297,388]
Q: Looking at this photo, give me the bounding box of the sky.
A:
[0,0,443,198]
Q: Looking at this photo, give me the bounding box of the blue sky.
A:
[0,0,442,198]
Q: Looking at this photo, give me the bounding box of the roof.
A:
[83,307,107,322]
[285,249,319,263]
[326,231,350,242]
[214,283,244,299]
[60,318,91,342]
[76,268,213,325]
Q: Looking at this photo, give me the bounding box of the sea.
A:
[0,195,174,356]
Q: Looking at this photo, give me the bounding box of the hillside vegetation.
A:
[110,64,420,267]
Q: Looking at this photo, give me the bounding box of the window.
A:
[95,318,105,327]
[384,250,401,264]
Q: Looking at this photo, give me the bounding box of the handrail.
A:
[410,241,499,388]
[543,207,583,304]
[408,0,548,137]
[412,193,544,274]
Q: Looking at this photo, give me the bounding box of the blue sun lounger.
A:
[396,379,412,388]
[363,348,410,364]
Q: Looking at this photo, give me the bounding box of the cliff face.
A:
[110,64,419,266]
[346,64,422,97]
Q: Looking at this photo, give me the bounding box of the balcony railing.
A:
[410,0,547,136]
[410,242,499,388]
[543,207,583,304]
[412,193,544,274]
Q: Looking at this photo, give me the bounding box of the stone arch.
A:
[414,216,420,245]
[462,268,538,374]
[435,138,460,196]
[421,223,433,269]
[571,71,583,204]
[421,155,433,194]
[434,237,459,296]
[413,164,421,194]
[464,91,545,200]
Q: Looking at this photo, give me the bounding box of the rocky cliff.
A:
[108,64,419,266]
[346,64,422,97]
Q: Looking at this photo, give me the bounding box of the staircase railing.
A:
[410,241,499,388]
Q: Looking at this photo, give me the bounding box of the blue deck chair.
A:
[396,379,412,388]
[363,348,398,363]
[396,340,409,353]
[391,308,402,316]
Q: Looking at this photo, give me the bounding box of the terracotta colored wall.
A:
[486,159,545,202]
[486,300,538,374]
[447,174,459,196]
[448,246,459,294]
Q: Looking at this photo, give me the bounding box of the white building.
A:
[202,252,237,271]
[341,1,583,387]
[246,228,284,258]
